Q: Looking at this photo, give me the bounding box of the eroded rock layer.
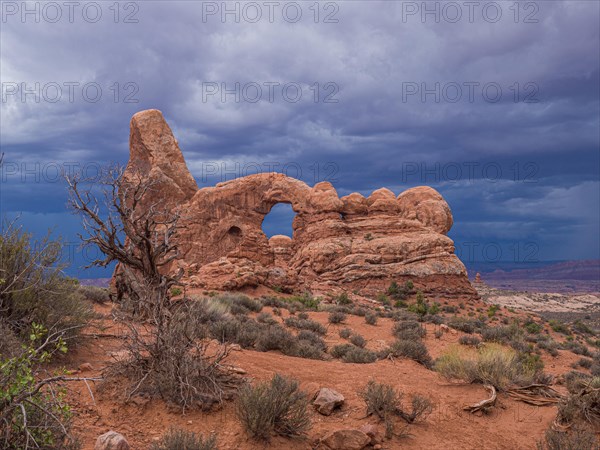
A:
[120,109,476,298]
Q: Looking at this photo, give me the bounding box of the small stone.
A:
[94,431,130,450]
[313,388,345,416]
[321,429,370,450]
[358,424,381,445]
[79,362,93,372]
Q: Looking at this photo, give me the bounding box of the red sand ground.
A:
[61,299,595,450]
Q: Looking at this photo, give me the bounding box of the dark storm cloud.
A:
[1,0,598,277]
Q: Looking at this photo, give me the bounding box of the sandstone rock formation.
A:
[119,109,476,298]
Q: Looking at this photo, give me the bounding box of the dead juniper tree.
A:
[66,165,240,411]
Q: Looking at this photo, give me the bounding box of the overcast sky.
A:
[1,0,599,277]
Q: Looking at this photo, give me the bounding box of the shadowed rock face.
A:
[121,109,476,298]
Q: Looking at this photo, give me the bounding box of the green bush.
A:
[0,224,92,348]
[549,319,571,335]
[236,374,310,441]
[487,304,500,318]
[170,287,183,297]
[0,324,79,449]
[435,344,537,391]
[525,321,543,334]
[150,428,217,450]
[336,292,352,305]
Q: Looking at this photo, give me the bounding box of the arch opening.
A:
[261,203,295,239]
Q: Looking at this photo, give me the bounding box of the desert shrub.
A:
[481,323,523,344]
[293,340,326,360]
[435,344,537,391]
[339,328,353,339]
[335,292,352,305]
[572,321,595,336]
[487,304,500,318]
[442,305,457,313]
[387,280,414,301]
[216,293,262,315]
[330,344,376,363]
[0,324,80,449]
[557,376,600,426]
[0,320,21,358]
[150,428,217,450]
[330,344,354,359]
[342,347,377,363]
[256,312,278,325]
[434,329,443,339]
[549,319,571,335]
[407,291,429,316]
[289,293,320,310]
[236,374,310,441]
[563,341,593,357]
[297,330,327,352]
[255,325,296,353]
[353,307,367,317]
[272,307,282,316]
[0,224,92,346]
[575,358,593,370]
[297,311,309,320]
[361,380,398,421]
[536,428,599,450]
[328,311,347,324]
[538,339,560,357]
[78,285,110,304]
[385,340,432,367]
[360,380,432,438]
[170,287,183,297]
[425,314,443,325]
[365,313,378,325]
[350,334,367,348]
[284,317,326,335]
[261,297,285,308]
[116,301,241,411]
[391,310,420,322]
[459,335,481,347]
[392,321,426,340]
[525,321,543,334]
[448,318,483,334]
[210,318,261,348]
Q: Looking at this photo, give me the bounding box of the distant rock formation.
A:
[119,109,476,298]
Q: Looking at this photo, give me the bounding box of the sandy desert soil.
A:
[58,291,599,450]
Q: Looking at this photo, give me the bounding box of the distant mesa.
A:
[117,109,476,298]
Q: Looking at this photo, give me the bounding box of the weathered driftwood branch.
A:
[507,384,562,406]
[463,384,497,413]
